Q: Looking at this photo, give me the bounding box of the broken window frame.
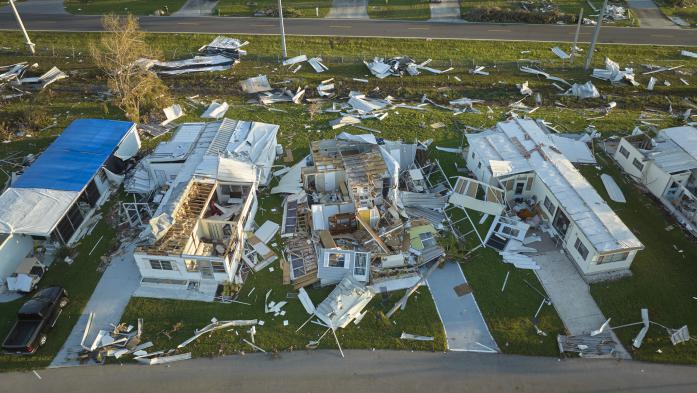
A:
[211,261,226,273]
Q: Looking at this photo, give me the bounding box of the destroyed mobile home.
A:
[124,119,280,301]
[611,126,697,237]
[272,132,448,295]
[0,119,140,293]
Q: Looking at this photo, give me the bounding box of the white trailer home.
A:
[131,119,279,301]
[613,126,697,236]
[465,119,643,280]
[0,119,139,290]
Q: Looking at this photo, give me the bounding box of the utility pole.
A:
[8,0,35,54]
[570,8,583,64]
[584,0,608,71]
[278,0,287,59]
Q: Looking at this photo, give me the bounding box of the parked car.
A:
[5,257,47,293]
[2,287,69,355]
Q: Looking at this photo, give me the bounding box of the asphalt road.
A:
[1,13,697,46]
[5,350,697,393]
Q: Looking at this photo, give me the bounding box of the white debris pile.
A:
[240,75,305,105]
[1,64,68,90]
[77,315,194,366]
[449,97,485,114]
[592,57,639,86]
[327,91,395,128]
[603,4,628,22]
[520,66,571,87]
[564,81,600,99]
[317,78,336,97]
[201,101,230,119]
[178,318,258,349]
[0,62,31,84]
[148,55,237,76]
[499,252,540,270]
[161,104,184,126]
[364,56,452,79]
[198,36,248,60]
[469,65,489,76]
[283,55,329,73]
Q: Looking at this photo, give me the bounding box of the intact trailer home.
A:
[464,119,644,281]
[0,119,139,292]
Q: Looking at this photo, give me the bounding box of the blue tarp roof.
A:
[13,119,135,191]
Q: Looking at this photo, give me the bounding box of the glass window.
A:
[327,252,346,268]
[354,253,368,277]
[291,255,306,278]
[619,146,630,159]
[150,260,175,270]
[543,196,556,215]
[574,238,589,260]
[632,158,645,171]
[597,252,629,264]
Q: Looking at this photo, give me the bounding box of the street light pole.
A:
[570,8,583,64]
[584,0,608,71]
[278,0,287,59]
[8,0,35,54]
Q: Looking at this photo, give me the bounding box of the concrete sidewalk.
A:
[327,0,368,19]
[426,262,498,353]
[50,245,141,367]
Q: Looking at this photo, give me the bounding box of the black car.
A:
[2,287,69,355]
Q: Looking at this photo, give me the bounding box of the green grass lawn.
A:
[0,200,120,372]
[368,0,431,20]
[460,0,639,26]
[216,0,332,17]
[657,0,697,27]
[120,187,446,357]
[64,0,188,15]
[580,152,697,364]
[0,30,696,367]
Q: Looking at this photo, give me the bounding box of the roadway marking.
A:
[329,25,352,29]
[177,22,198,25]
[650,34,674,38]
[408,27,429,30]
[487,29,511,32]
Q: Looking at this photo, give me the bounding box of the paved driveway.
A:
[532,241,629,358]
[626,0,678,28]
[0,0,67,14]
[327,0,368,19]
[173,0,219,16]
[429,0,461,21]
[426,262,498,352]
[50,245,141,367]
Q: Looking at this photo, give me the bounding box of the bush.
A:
[464,7,576,24]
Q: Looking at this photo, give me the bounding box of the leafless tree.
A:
[90,14,170,122]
